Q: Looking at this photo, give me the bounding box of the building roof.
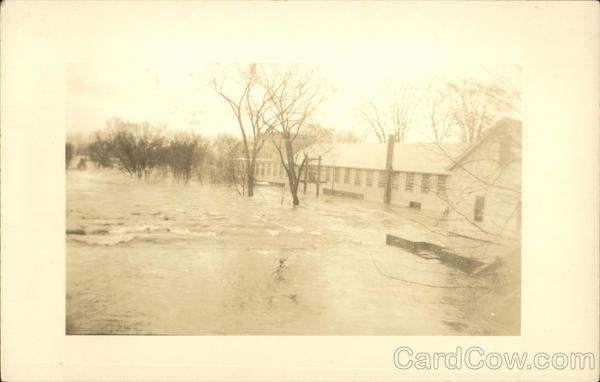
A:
[306,141,468,174]
[446,117,522,171]
[251,117,521,175]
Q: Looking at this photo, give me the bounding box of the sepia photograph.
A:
[65,62,522,335]
[2,1,598,381]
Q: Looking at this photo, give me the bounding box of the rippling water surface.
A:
[66,169,516,335]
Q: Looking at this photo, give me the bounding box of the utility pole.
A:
[316,155,321,198]
[384,134,395,204]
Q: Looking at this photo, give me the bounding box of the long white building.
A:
[253,118,522,241]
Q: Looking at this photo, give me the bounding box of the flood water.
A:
[66,169,516,335]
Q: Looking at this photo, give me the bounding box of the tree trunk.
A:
[292,191,300,206]
[284,137,300,206]
[291,177,300,206]
[246,164,254,197]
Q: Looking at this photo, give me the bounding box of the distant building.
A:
[253,141,467,210]
[252,117,522,241]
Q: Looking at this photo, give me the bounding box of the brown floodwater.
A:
[66,169,516,335]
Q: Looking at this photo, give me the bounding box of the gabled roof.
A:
[256,117,521,174]
[446,117,522,171]
[392,143,468,174]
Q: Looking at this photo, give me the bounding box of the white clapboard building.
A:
[254,117,522,241]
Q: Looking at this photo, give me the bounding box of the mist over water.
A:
[66,169,516,335]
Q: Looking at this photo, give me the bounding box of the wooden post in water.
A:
[384,134,395,204]
[316,155,321,198]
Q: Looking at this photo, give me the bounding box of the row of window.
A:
[255,163,448,196]
[331,168,446,196]
[257,162,285,178]
[255,161,485,223]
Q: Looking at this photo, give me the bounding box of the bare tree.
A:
[426,82,455,143]
[260,65,331,206]
[211,64,275,197]
[160,131,210,184]
[88,131,114,168]
[88,120,212,183]
[357,81,419,143]
[293,123,365,144]
[357,100,387,143]
[104,118,167,179]
[334,129,367,143]
[211,133,247,195]
[443,78,520,143]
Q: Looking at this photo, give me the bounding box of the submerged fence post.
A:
[316,155,321,198]
[384,134,395,204]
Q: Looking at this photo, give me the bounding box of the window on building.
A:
[421,174,430,194]
[391,172,399,190]
[334,167,340,182]
[378,171,386,188]
[279,164,284,177]
[366,170,373,186]
[354,169,361,185]
[409,201,421,209]
[405,172,414,191]
[267,163,271,176]
[260,163,264,176]
[344,168,350,184]
[437,175,447,197]
[308,167,316,182]
[325,167,331,182]
[474,196,485,222]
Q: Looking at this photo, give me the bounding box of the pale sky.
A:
[59,2,521,143]
[67,61,520,143]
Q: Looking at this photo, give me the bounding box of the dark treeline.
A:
[68,118,364,190]
[71,118,242,186]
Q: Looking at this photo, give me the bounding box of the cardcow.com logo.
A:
[393,346,596,371]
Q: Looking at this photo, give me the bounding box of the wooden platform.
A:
[386,233,486,273]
